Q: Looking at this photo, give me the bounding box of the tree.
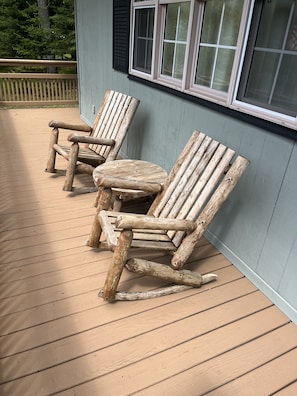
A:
[14,1,49,59]
[49,0,76,60]
[0,0,19,58]
[0,0,76,60]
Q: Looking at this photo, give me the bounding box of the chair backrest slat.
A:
[88,90,139,161]
[149,131,209,217]
[165,140,221,220]
[171,146,235,246]
[149,130,238,249]
[171,154,250,269]
[90,89,115,142]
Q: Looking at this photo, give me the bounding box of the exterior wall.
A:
[75,0,297,323]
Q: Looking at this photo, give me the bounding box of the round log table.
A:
[93,159,168,210]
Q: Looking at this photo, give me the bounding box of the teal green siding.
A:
[75,0,297,323]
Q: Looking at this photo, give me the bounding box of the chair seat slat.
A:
[58,145,105,165]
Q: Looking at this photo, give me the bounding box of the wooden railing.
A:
[0,59,78,106]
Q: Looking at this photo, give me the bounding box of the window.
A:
[133,7,155,73]
[238,0,297,117]
[194,1,244,92]
[161,2,190,79]
[127,0,297,130]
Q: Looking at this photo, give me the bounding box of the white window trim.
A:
[232,0,297,130]
[129,0,297,131]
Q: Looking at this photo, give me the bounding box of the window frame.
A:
[232,0,297,130]
[127,0,297,132]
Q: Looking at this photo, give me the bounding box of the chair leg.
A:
[45,127,59,173]
[101,230,133,302]
[94,193,122,211]
[87,188,112,248]
[63,142,79,191]
[93,193,99,207]
[112,196,122,212]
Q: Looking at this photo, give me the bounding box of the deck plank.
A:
[1,108,297,396]
[56,307,289,396]
[134,323,297,395]
[0,295,281,395]
[274,381,297,395]
[206,347,297,396]
[1,286,264,382]
[0,265,242,351]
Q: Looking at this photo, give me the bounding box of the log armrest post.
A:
[102,229,133,302]
[45,127,59,173]
[63,142,79,191]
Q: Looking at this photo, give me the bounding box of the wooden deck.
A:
[1,107,297,396]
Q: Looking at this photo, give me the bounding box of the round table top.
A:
[93,159,168,197]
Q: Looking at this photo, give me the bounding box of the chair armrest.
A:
[95,175,163,194]
[49,120,92,132]
[67,133,115,146]
[115,214,196,231]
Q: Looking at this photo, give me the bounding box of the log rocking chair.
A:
[45,90,140,191]
[88,131,250,302]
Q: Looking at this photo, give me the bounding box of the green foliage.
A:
[0,0,19,58]
[0,0,76,60]
[49,0,76,59]
[14,2,48,58]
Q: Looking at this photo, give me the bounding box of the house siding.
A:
[75,0,297,323]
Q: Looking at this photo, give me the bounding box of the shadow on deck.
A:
[0,107,297,395]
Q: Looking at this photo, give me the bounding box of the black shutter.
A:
[113,0,131,73]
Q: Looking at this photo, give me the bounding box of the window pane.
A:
[174,43,186,79]
[245,52,279,103]
[257,0,293,49]
[195,0,243,91]
[201,2,224,45]
[162,42,174,76]
[213,48,235,91]
[195,47,216,87]
[161,2,190,79]
[177,2,189,41]
[272,54,297,112]
[239,0,297,116]
[246,53,297,114]
[221,1,243,46]
[133,8,155,73]
[164,3,179,41]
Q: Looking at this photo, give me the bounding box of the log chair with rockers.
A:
[45,90,140,191]
[87,131,250,301]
